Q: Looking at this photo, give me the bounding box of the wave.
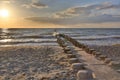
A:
[0,41,56,44]
[72,35,120,41]
[17,35,55,39]
[0,38,56,45]
[0,35,55,40]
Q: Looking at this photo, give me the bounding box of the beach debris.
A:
[108,61,120,67]
[53,32,60,37]
[69,58,79,64]
[71,63,85,71]
[88,49,95,54]
[98,55,107,60]
[77,70,95,80]
[85,47,90,53]
[64,47,71,53]
[67,54,76,58]
[26,76,35,80]
[94,52,101,57]
[116,70,120,73]
[62,43,67,48]
[92,51,97,55]
[104,58,112,64]
[81,44,87,49]
[66,51,73,54]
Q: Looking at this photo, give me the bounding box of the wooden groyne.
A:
[53,32,120,80]
[58,34,120,66]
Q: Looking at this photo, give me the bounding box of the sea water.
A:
[0,28,120,46]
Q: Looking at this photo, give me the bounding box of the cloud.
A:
[0,0,16,4]
[25,13,120,25]
[54,2,120,18]
[22,4,31,8]
[31,2,48,8]
[25,2,120,25]
[0,0,11,3]
[85,14,120,23]
[0,0,11,1]
[25,17,63,24]
[54,7,89,18]
[96,2,120,10]
[22,1,48,9]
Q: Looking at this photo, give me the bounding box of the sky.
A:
[0,0,120,28]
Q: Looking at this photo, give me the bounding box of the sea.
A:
[0,28,120,47]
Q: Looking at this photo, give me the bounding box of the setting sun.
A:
[0,9,9,17]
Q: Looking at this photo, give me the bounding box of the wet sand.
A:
[0,46,75,80]
[89,45,120,62]
[89,45,120,71]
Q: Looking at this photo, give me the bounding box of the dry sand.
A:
[0,46,76,80]
[0,44,120,80]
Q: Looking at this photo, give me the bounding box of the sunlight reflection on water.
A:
[2,28,9,33]
[1,28,12,43]
[0,39,12,42]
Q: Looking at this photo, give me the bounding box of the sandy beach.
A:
[0,42,120,80]
[0,28,120,80]
[89,45,120,62]
[88,45,120,72]
[0,46,76,80]
[0,44,120,80]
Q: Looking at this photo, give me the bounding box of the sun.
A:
[0,9,9,17]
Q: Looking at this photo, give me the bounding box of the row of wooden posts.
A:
[58,34,119,67]
[56,36,95,80]
[54,33,120,79]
